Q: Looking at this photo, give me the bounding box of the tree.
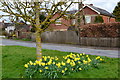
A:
[113,1,120,22]
[0,0,74,59]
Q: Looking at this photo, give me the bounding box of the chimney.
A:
[90,4,93,6]
[2,20,4,23]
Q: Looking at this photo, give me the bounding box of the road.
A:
[1,39,119,58]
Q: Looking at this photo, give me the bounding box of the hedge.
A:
[80,22,120,37]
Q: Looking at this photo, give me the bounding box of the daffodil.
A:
[45,67,49,69]
[47,61,52,65]
[62,70,65,73]
[80,54,82,56]
[74,58,80,61]
[86,55,88,57]
[100,58,103,61]
[33,63,36,65]
[65,68,67,70]
[35,60,40,64]
[41,63,45,66]
[44,56,47,61]
[39,70,42,72]
[79,68,82,70]
[56,62,61,68]
[96,56,100,59]
[77,54,80,57]
[61,61,66,66]
[88,58,91,62]
[66,59,71,63]
[47,56,50,58]
[24,64,28,68]
[83,60,87,64]
[29,61,33,65]
[53,62,55,64]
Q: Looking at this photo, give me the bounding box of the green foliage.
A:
[113,1,120,22]
[94,16,104,23]
[2,46,119,78]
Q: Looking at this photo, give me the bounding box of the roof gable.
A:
[78,4,115,18]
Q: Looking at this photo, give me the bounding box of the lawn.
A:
[1,46,119,78]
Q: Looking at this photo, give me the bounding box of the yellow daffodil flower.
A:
[41,63,45,66]
[61,61,66,66]
[100,58,103,61]
[83,60,87,64]
[56,63,61,68]
[47,61,52,65]
[29,61,33,65]
[65,68,67,70]
[45,67,49,69]
[88,58,91,62]
[33,63,36,65]
[79,68,82,70]
[53,62,55,64]
[86,55,88,57]
[62,70,65,73]
[39,70,42,72]
[66,59,71,63]
[96,56,100,59]
[35,60,40,64]
[24,64,28,68]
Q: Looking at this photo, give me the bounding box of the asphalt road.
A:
[1,39,119,58]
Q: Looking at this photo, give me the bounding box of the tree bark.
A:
[35,31,42,60]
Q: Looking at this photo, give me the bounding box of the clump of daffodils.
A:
[24,53,104,78]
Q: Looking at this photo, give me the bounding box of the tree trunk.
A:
[35,32,42,60]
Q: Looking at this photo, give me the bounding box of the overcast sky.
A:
[0,0,119,22]
[83,0,119,13]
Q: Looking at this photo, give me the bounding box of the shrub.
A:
[94,16,104,23]
[80,22,120,37]
[23,53,104,78]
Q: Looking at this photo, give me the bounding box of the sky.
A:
[0,0,119,22]
[83,0,119,13]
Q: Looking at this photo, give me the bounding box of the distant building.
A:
[50,4,116,31]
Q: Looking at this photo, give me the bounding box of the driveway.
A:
[1,39,119,58]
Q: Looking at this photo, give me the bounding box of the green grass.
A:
[1,46,119,78]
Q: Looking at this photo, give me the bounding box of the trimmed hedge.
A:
[80,22,120,37]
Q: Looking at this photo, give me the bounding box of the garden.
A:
[1,46,119,78]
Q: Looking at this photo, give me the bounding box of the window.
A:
[72,19,76,25]
[55,19,61,25]
[85,16,91,23]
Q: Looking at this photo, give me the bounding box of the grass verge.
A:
[1,46,119,78]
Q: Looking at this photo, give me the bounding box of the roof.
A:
[81,4,115,18]
[66,10,78,14]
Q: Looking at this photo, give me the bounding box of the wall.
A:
[50,13,71,31]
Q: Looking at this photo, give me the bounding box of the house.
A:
[0,21,15,34]
[49,12,72,31]
[15,21,32,39]
[50,4,116,31]
[78,4,116,25]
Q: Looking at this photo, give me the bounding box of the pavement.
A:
[1,38,119,58]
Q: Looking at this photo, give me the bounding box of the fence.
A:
[31,31,119,47]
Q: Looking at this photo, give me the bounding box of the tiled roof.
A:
[88,5,115,18]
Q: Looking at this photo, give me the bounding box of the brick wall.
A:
[50,13,71,31]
